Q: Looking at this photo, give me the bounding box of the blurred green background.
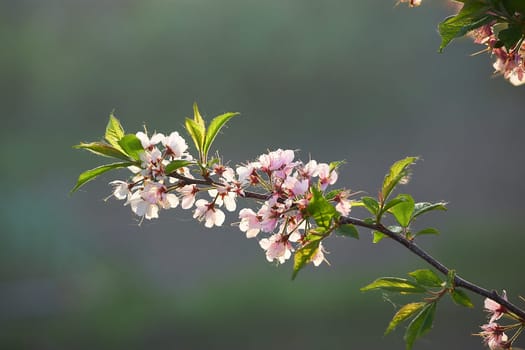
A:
[2,0,525,349]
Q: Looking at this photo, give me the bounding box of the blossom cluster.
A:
[108,131,351,266]
[470,23,525,86]
[479,291,511,350]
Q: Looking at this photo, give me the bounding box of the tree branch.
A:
[339,216,525,321]
[168,172,525,320]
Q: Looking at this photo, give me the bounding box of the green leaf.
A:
[415,227,440,236]
[451,289,474,308]
[74,142,131,161]
[498,25,523,51]
[373,231,387,243]
[325,188,344,200]
[71,162,133,193]
[105,113,126,150]
[388,194,415,227]
[307,187,337,229]
[404,302,436,350]
[446,269,457,289]
[185,118,205,154]
[408,269,443,288]
[361,277,427,294]
[382,157,418,201]
[203,112,239,160]
[362,196,380,216]
[382,196,409,214]
[373,226,401,244]
[329,160,345,172]
[385,302,426,335]
[192,102,206,128]
[336,224,359,239]
[165,160,194,174]
[438,2,492,52]
[412,202,447,219]
[118,134,144,161]
[292,239,322,280]
[184,103,207,157]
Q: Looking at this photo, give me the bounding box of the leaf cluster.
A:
[361,269,473,349]
[438,0,525,53]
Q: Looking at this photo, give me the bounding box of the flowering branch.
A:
[72,107,525,350]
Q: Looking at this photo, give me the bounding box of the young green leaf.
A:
[71,162,134,193]
[408,269,443,288]
[307,187,337,229]
[165,160,194,175]
[118,134,144,161]
[329,160,345,172]
[382,196,409,214]
[388,194,415,227]
[203,112,239,159]
[438,2,492,52]
[415,227,440,236]
[336,224,359,239]
[361,277,426,294]
[413,202,447,219]
[404,302,436,350]
[385,302,426,335]
[105,113,126,150]
[446,269,457,289]
[382,157,418,202]
[74,142,131,161]
[292,238,322,280]
[192,102,206,128]
[450,289,474,308]
[373,231,387,243]
[362,196,380,216]
[185,118,206,154]
[498,25,523,51]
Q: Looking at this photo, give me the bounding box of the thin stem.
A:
[338,216,525,321]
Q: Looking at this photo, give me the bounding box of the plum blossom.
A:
[193,199,225,228]
[317,163,338,190]
[239,208,261,238]
[136,131,165,150]
[126,182,179,220]
[109,180,131,200]
[479,323,510,350]
[334,190,352,216]
[311,242,328,267]
[162,131,188,158]
[397,0,421,7]
[485,291,508,323]
[259,232,299,264]
[209,186,237,212]
[178,184,199,209]
[469,23,525,86]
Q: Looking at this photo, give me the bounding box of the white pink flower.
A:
[334,191,352,216]
[136,131,165,150]
[126,182,179,220]
[239,208,261,238]
[259,233,298,264]
[311,242,328,267]
[109,180,131,200]
[484,291,508,323]
[178,184,199,209]
[163,131,188,158]
[317,163,338,190]
[193,199,225,228]
[479,323,510,350]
